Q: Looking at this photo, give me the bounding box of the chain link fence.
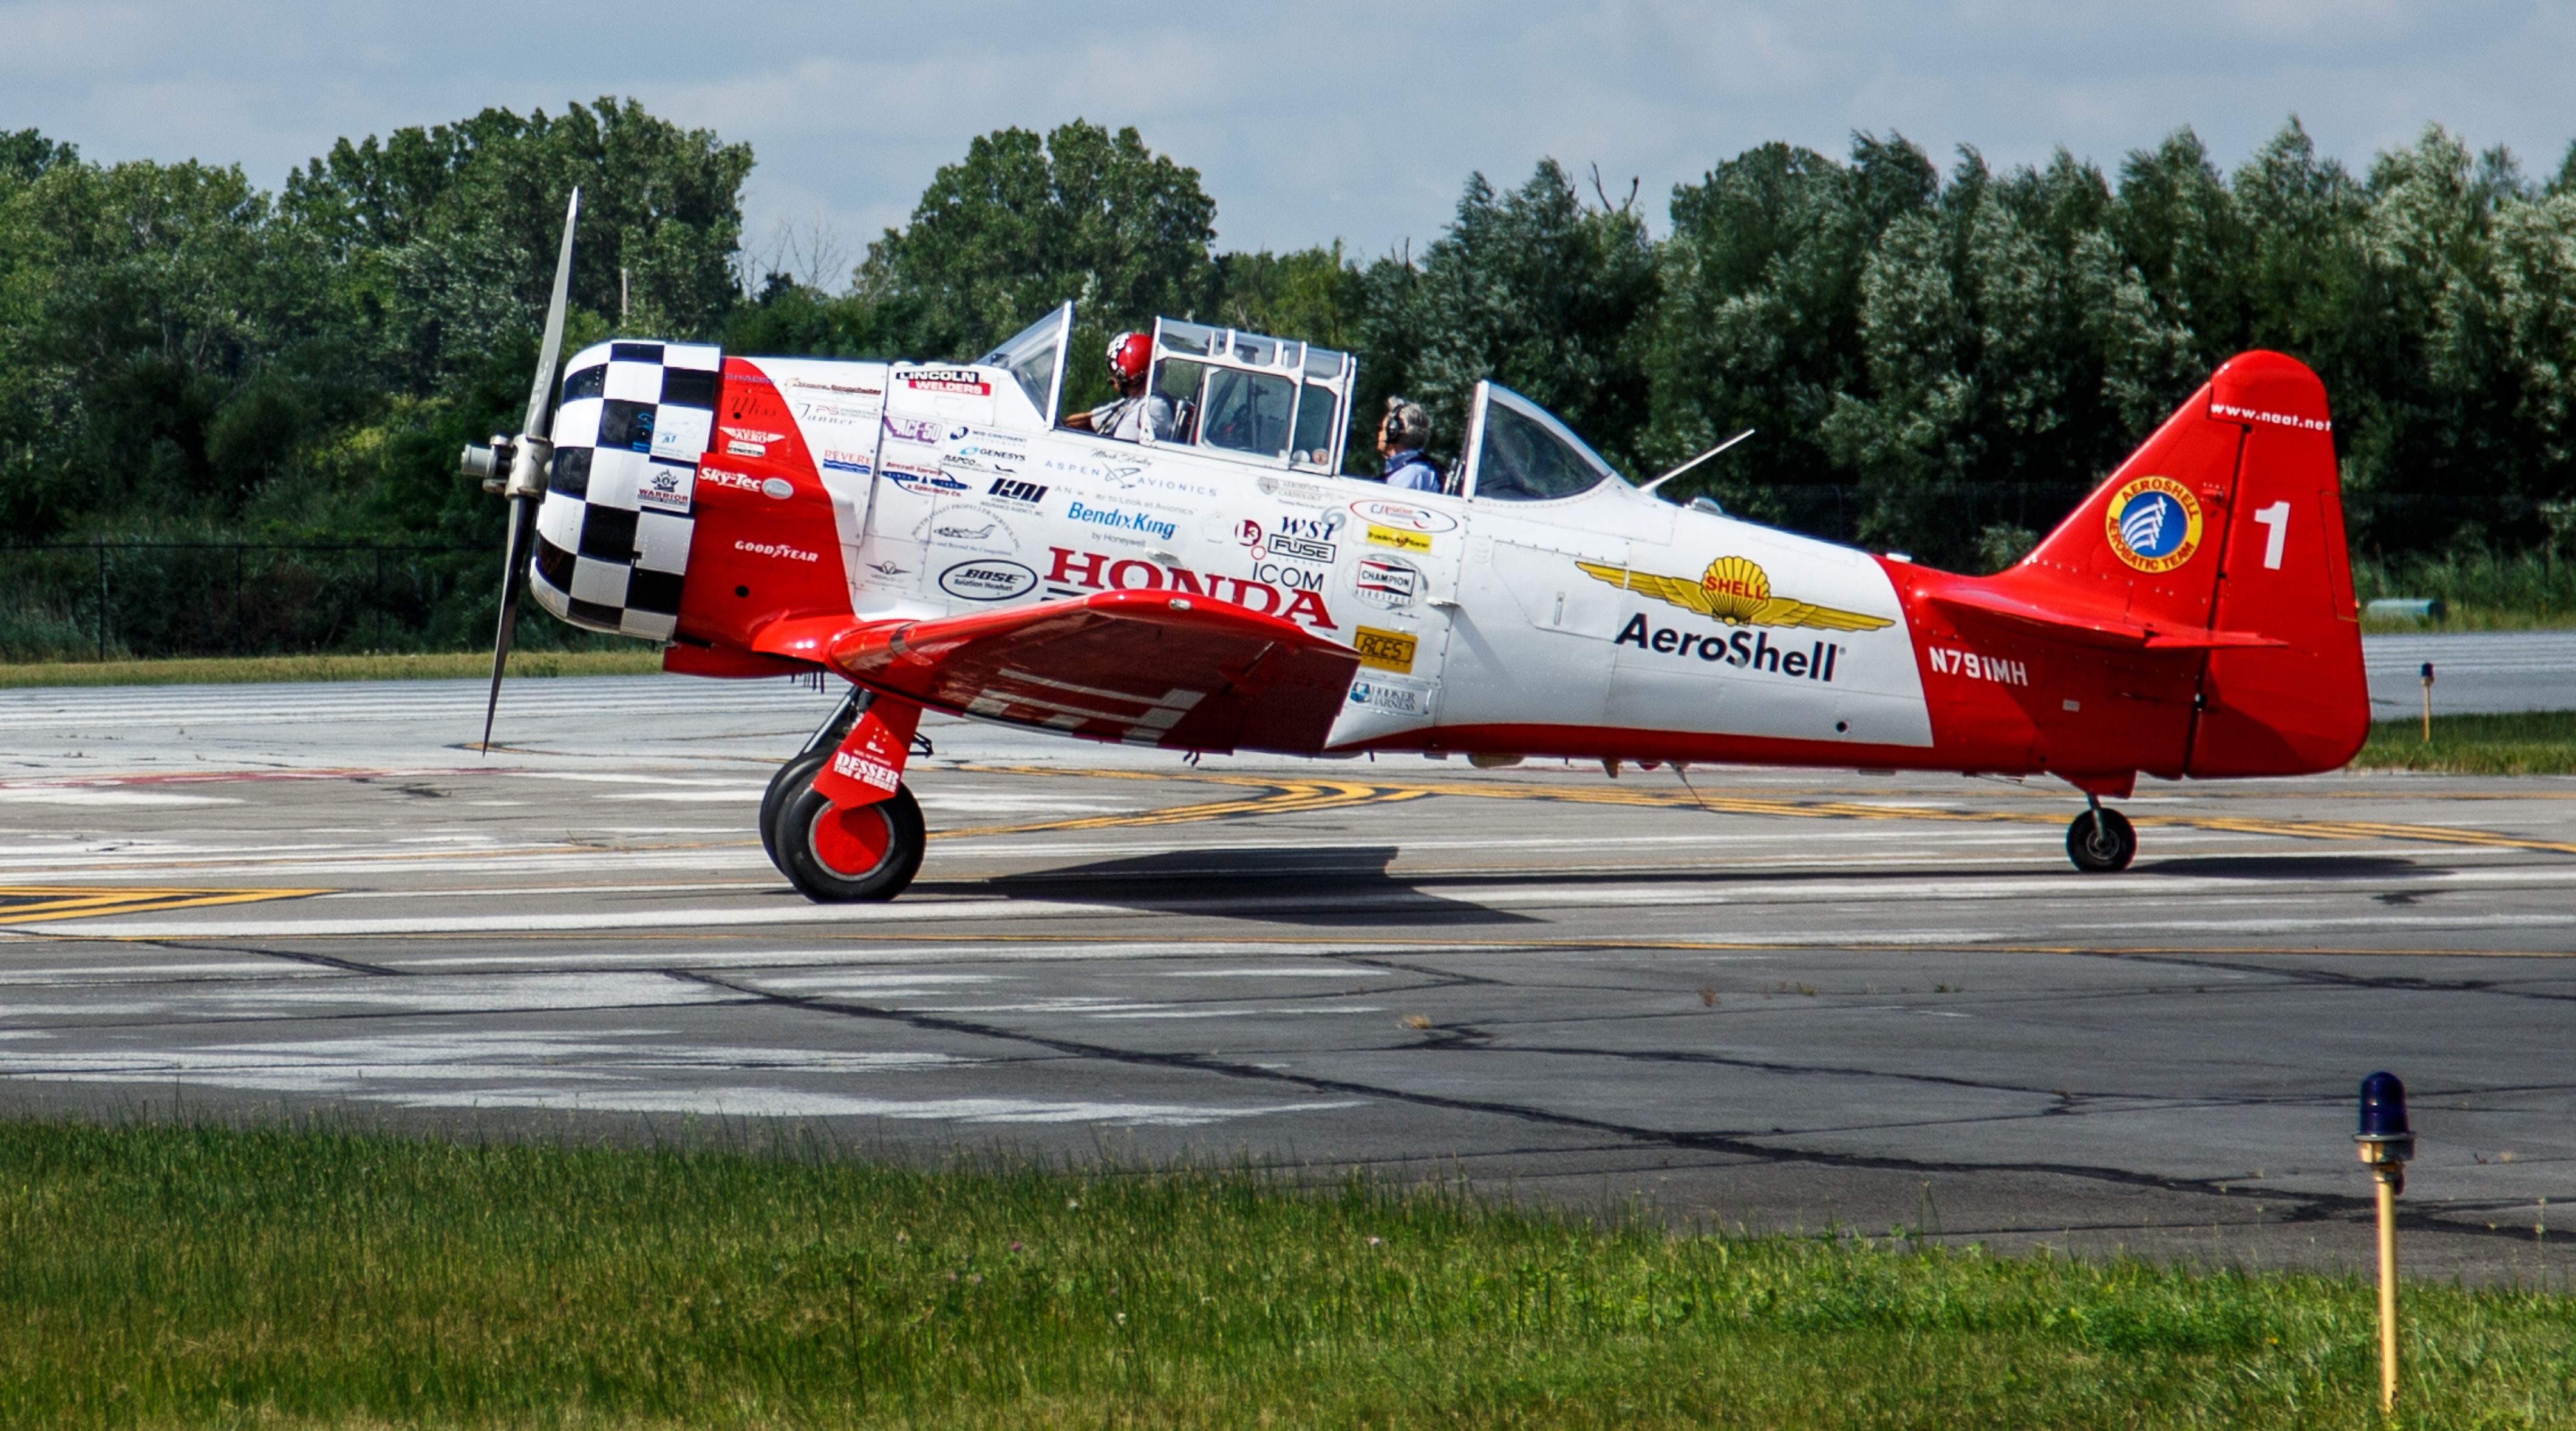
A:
[0,543,499,662]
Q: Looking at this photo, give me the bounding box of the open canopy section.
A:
[1461,382,1624,501]
[978,302,1073,423]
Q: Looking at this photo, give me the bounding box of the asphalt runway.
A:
[2365,630,2576,715]
[4,664,2575,1282]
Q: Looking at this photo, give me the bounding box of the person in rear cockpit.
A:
[1062,331,1177,443]
[1377,398,1440,491]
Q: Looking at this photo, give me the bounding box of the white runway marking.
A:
[0,790,240,806]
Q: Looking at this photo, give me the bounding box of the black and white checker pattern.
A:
[528,339,721,641]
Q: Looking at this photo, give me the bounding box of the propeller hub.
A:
[502,435,553,501]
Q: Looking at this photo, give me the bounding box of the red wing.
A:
[814,591,1361,754]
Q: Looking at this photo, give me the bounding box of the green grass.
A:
[2354,710,2576,775]
[0,648,665,688]
[2353,549,2576,630]
[2,1122,2571,1428]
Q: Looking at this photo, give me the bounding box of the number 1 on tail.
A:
[2254,501,2291,569]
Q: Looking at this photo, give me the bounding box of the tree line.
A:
[4,102,2574,655]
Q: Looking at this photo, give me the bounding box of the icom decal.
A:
[1348,497,1458,534]
[1046,548,1337,631]
[1577,556,1893,632]
[938,559,1039,602]
[1355,553,1420,612]
[2104,475,2203,574]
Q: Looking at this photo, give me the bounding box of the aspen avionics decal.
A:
[1576,556,1895,632]
[2103,475,2203,574]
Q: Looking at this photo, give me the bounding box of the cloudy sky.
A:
[10,0,2573,279]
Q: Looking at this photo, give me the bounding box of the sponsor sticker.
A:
[1355,553,1420,612]
[734,539,820,563]
[1366,525,1433,554]
[761,477,794,500]
[1267,533,1337,564]
[636,464,692,515]
[1349,497,1458,534]
[938,559,1038,601]
[1353,626,1417,673]
[1346,678,1430,717]
[721,426,785,443]
[891,469,973,496]
[818,448,872,475]
[2104,475,2203,574]
[831,747,902,793]
[724,439,767,457]
[903,368,990,395]
[882,414,941,445]
[987,477,1048,507]
[1258,475,1334,506]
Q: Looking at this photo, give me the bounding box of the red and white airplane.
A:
[469,195,2367,901]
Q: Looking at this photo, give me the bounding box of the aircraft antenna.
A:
[1640,428,1755,498]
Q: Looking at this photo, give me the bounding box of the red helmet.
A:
[1106,331,1151,383]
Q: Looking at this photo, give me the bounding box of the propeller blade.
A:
[480,495,534,755]
[519,188,582,441]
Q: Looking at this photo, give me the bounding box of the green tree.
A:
[1389,162,1658,472]
[854,120,1217,397]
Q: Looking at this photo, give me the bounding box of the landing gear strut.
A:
[2065,795,2136,873]
[762,687,928,902]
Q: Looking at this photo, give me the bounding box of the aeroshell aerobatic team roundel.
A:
[2104,475,2204,573]
[1575,556,1895,631]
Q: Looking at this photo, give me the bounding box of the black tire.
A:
[760,750,831,874]
[2065,807,2137,873]
[771,770,927,902]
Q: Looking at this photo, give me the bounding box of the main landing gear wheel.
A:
[2065,805,2137,873]
[760,750,831,874]
[770,764,925,902]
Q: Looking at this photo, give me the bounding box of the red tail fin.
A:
[2001,351,2366,777]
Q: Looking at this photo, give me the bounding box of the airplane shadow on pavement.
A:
[944,846,1535,925]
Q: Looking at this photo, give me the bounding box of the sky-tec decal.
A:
[1577,556,1893,632]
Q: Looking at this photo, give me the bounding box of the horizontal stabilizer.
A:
[821,591,1361,754]
[1928,588,2283,652]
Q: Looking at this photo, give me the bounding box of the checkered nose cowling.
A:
[529,339,722,640]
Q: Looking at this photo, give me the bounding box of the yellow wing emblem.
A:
[1575,558,1893,633]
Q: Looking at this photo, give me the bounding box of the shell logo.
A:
[1698,556,1771,620]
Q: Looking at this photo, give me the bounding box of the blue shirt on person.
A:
[1382,448,1440,492]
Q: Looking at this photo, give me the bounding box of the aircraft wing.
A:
[786,591,1363,754]
[1929,587,2283,651]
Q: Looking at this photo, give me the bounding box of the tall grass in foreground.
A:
[0,649,664,688]
[1,1123,2571,1427]
[2354,710,2576,775]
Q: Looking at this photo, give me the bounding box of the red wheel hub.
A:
[809,801,895,878]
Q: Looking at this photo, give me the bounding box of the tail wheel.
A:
[760,751,830,874]
[2065,807,2137,873]
[771,768,926,902]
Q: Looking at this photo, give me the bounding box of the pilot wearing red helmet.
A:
[1061,331,1176,443]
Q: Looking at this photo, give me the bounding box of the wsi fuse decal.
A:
[1927,647,2029,686]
